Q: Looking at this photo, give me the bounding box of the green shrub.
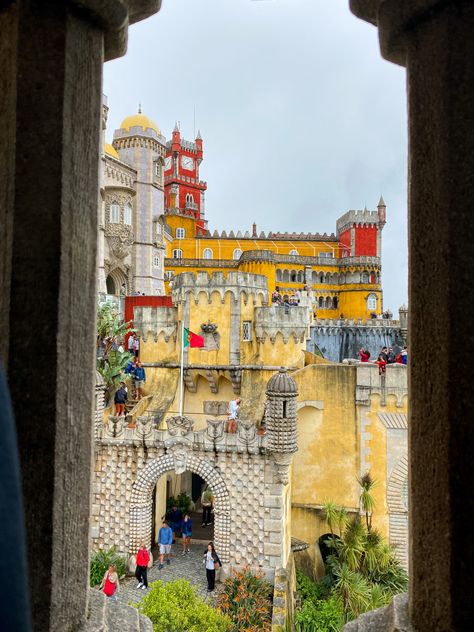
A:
[296,569,329,603]
[166,492,192,515]
[90,547,127,587]
[295,595,345,632]
[136,578,232,632]
[217,565,273,632]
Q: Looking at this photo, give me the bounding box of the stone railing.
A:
[164,257,238,269]
[254,305,310,343]
[171,270,269,305]
[97,414,267,454]
[315,317,399,327]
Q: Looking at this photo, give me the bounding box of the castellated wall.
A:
[91,417,292,581]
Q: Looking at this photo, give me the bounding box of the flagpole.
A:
[179,315,185,417]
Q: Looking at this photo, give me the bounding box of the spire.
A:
[252,222,257,238]
[378,195,386,207]
[364,205,368,212]
[138,103,141,114]
[173,121,179,132]
[196,129,202,140]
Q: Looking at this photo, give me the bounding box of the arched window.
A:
[325,296,332,309]
[318,296,324,308]
[361,272,369,283]
[276,269,282,282]
[124,203,132,225]
[290,270,297,282]
[106,275,115,294]
[367,294,377,310]
[297,271,303,283]
[312,271,318,283]
[176,227,185,239]
[110,201,119,223]
[203,248,213,259]
[172,248,183,259]
[333,297,338,309]
[282,270,290,283]
[233,248,242,260]
[320,274,324,284]
[289,249,298,256]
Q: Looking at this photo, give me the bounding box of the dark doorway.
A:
[106,275,115,294]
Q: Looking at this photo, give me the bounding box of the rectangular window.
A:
[319,251,333,258]
[242,321,252,341]
[153,256,161,268]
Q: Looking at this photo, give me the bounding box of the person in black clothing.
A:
[387,347,396,363]
[203,542,221,591]
[114,382,127,416]
[379,347,389,362]
[167,505,183,542]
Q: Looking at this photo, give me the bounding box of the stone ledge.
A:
[343,593,415,631]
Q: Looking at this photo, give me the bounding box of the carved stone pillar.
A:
[350,2,474,630]
[0,1,161,630]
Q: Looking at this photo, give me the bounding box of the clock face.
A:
[165,156,172,170]
[181,155,194,171]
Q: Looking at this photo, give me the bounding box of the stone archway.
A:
[129,449,231,563]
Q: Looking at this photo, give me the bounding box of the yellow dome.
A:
[119,113,160,135]
[104,143,119,159]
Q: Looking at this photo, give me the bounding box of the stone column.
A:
[350,2,474,630]
[0,1,161,630]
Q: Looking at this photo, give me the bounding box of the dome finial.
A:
[138,102,142,114]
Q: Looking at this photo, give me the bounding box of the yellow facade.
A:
[163,213,383,321]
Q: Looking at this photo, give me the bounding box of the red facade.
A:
[354,225,377,256]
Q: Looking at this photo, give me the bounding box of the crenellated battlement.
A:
[336,209,380,234]
[254,305,310,344]
[205,229,337,240]
[171,271,269,304]
[133,306,178,343]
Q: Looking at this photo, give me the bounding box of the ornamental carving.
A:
[206,419,225,442]
[107,231,134,260]
[166,415,194,437]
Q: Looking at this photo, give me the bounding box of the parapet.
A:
[132,306,178,343]
[172,271,269,305]
[254,305,310,344]
[336,209,380,234]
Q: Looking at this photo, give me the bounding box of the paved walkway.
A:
[119,543,223,609]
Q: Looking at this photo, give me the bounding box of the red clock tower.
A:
[164,123,207,235]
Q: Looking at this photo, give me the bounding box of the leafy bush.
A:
[166,492,192,515]
[217,565,273,632]
[296,569,329,603]
[135,578,232,632]
[295,595,345,632]
[90,547,127,587]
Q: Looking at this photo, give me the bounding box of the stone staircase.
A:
[82,589,153,632]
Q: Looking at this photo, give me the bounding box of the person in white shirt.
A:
[203,542,221,592]
[226,397,241,434]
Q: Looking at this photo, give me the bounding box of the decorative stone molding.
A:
[133,306,178,343]
[254,306,309,344]
[166,415,194,437]
[171,271,268,306]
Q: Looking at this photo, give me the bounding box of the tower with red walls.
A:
[164,123,207,235]
[336,196,386,258]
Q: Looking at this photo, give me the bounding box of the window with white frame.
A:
[319,251,333,258]
[176,227,185,239]
[203,248,213,259]
[153,255,161,267]
[367,294,377,310]
[172,248,183,259]
[242,321,252,341]
[233,248,242,260]
[289,249,298,256]
[124,203,132,225]
[110,201,119,223]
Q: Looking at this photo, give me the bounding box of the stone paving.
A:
[118,543,223,610]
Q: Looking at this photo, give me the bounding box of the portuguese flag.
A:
[184,327,204,348]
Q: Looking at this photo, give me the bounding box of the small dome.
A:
[266,368,298,395]
[120,113,160,135]
[104,143,119,159]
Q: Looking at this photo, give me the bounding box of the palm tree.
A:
[359,472,376,532]
[322,501,339,537]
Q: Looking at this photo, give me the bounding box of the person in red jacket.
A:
[135,543,151,590]
[100,564,120,600]
[358,348,371,362]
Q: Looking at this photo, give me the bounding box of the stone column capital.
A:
[350,0,457,66]
[68,0,162,60]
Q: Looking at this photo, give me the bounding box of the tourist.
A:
[127,333,135,355]
[203,542,221,592]
[387,347,396,363]
[226,397,241,433]
[181,514,192,555]
[370,311,377,319]
[99,564,120,601]
[124,356,137,374]
[133,361,146,399]
[401,346,408,365]
[167,505,183,542]
[377,352,387,376]
[133,333,140,358]
[358,348,370,362]
[135,543,151,590]
[201,487,214,527]
[158,520,173,569]
[114,382,127,416]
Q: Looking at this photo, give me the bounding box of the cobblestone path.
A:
[118,543,223,610]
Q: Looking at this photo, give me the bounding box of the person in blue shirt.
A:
[167,505,183,542]
[133,361,146,400]
[158,520,173,569]
[181,514,192,555]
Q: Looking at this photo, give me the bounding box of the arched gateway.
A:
[130,450,231,562]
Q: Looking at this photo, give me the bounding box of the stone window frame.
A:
[233,248,242,260]
[110,200,120,223]
[176,227,185,239]
[123,202,132,226]
[242,320,252,341]
[172,248,183,259]
[152,255,161,268]
[366,293,377,310]
[203,247,213,260]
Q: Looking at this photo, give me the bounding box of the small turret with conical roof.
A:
[265,368,298,484]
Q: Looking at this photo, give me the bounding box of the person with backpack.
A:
[135,543,151,590]
[100,564,120,601]
[203,542,221,592]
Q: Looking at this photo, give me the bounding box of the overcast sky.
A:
[104,0,408,313]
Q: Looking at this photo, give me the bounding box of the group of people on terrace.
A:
[359,345,408,374]
[271,286,302,309]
